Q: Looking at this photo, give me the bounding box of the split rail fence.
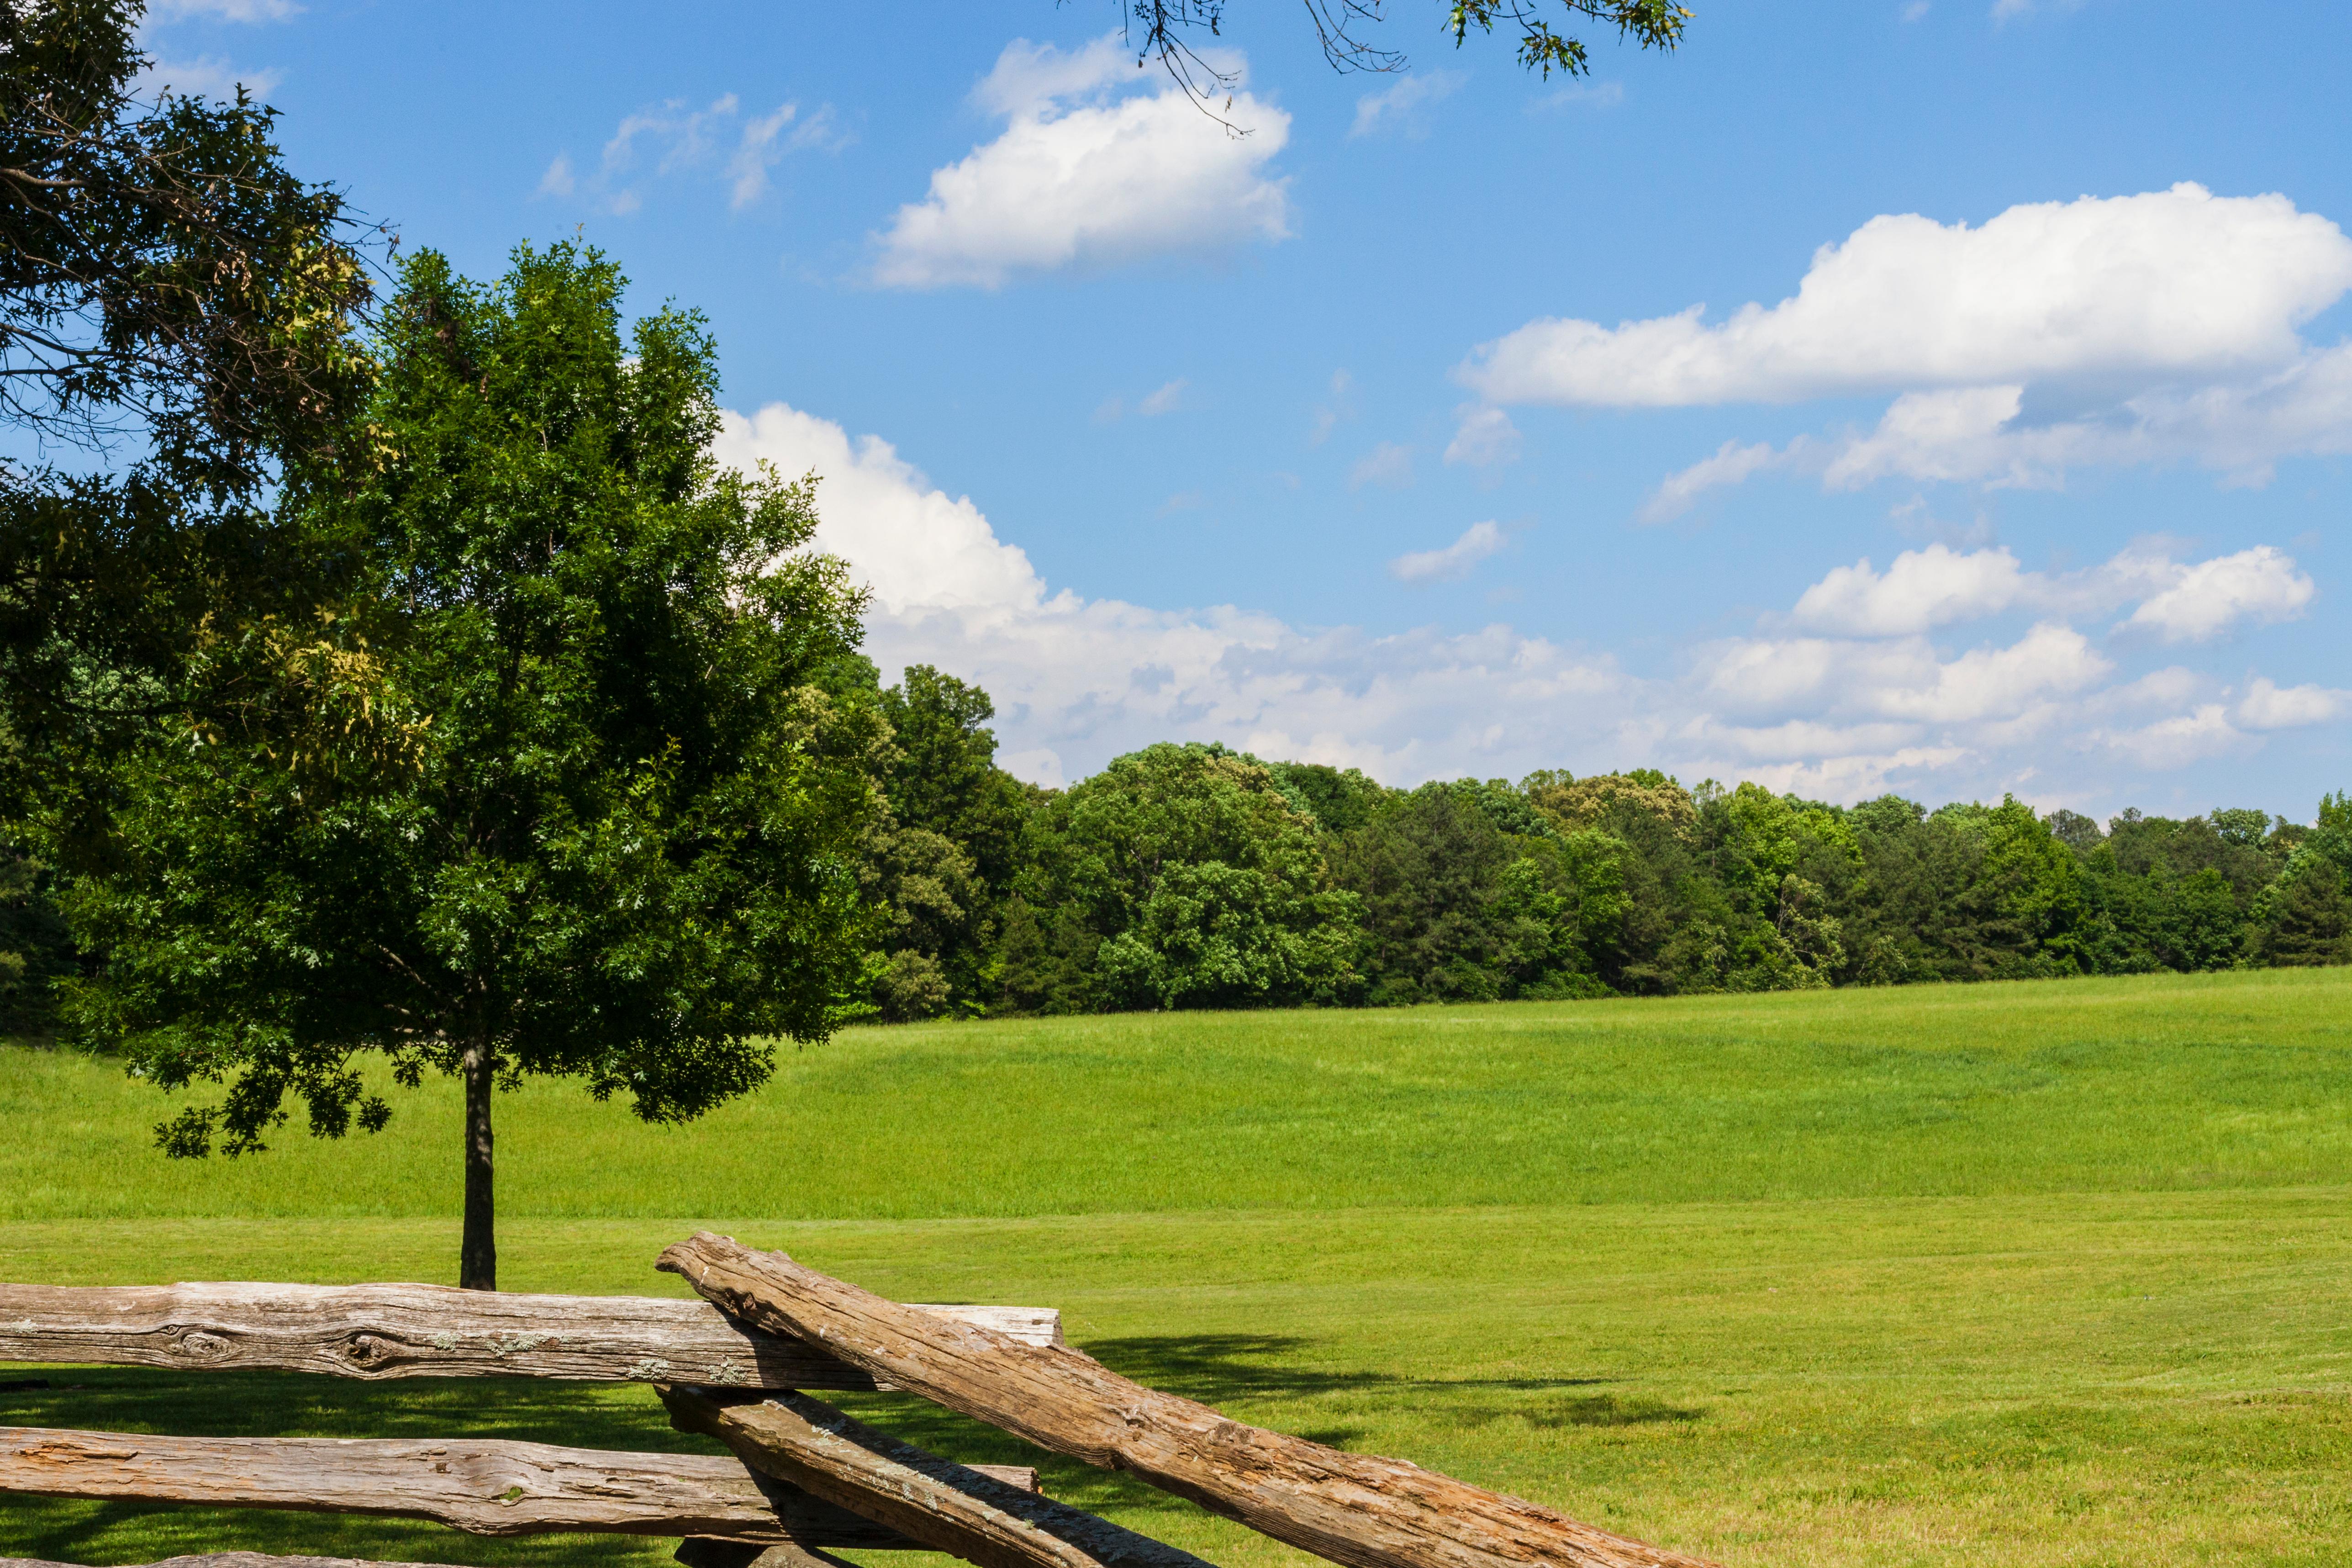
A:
[0,1231,1721,1568]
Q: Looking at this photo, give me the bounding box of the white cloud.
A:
[1645,342,2352,514]
[711,399,2346,799]
[1350,70,1465,138]
[1463,186,2352,408]
[1700,622,2110,727]
[134,54,281,98]
[873,34,1292,289]
[2236,677,2351,730]
[1471,185,2352,507]
[1444,407,1522,468]
[1349,441,1414,490]
[714,402,1634,787]
[1137,378,1187,417]
[2098,705,2244,769]
[2124,545,2316,642]
[1390,522,1506,585]
[1786,540,2315,644]
[1791,543,2032,635]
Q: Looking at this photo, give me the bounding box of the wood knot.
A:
[170,1329,231,1361]
[344,1333,396,1364]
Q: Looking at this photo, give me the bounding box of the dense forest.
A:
[5,653,2347,1034]
[829,659,2352,1020]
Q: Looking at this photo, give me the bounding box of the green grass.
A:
[4,967,2351,1567]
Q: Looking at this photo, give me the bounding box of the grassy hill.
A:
[5,967,2350,1567]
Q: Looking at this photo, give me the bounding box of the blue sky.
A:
[143,0,2352,819]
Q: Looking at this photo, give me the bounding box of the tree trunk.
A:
[459,1039,496,1291]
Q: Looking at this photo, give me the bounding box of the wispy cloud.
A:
[1350,70,1466,138]
[541,93,845,216]
[1390,522,1506,584]
[1349,441,1414,490]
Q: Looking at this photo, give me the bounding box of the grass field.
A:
[4,967,2350,1567]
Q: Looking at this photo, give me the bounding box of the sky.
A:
[140,0,2352,820]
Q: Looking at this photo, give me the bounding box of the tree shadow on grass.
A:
[1077,1335,1614,1403]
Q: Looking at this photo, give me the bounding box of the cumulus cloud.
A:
[1137,378,1188,417]
[1791,542,2033,635]
[873,34,1292,289]
[1462,186,2352,407]
[712,400,2345,800]
[2236,677,2351,730]
[1390,522,1506,585]
[1647,348,2352,512]
[1463,185,2352,509]
[1350,69,1465,138]
[2123,545,2316,642]
[713,402,1641,788]
[2096,705,2245,769]
[1786,540,2314,643]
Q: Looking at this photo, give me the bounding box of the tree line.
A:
[825,657,2352,1020]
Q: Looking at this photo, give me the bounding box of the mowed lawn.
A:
[4,967,2349,1568]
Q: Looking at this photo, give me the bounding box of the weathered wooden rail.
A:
[0,1281,1058,1389]
[0,1425,1034,1544]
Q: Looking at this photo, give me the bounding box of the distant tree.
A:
[859,666,1036,1019]
[1001,743,1360,1012]
[1328,781,1619,1004]
[2249,861,2352,968]
[1262,760,1392,836]
[2045,809,2104,855]
[54,243,880,1290]
[879,666,1035,904]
